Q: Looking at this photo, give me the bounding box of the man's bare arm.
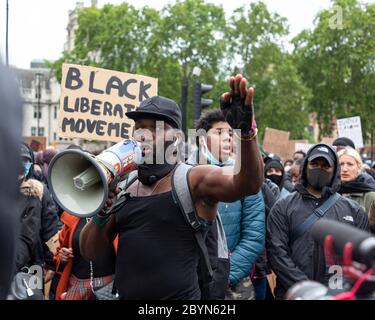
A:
[79,215,117,261]
[190,137,263,204]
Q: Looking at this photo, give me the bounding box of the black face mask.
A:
[137,140,177,186]
[306,168,333,191]
[267,174,283,187]
[137,163,175,185]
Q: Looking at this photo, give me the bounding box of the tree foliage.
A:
[49,0,375,144]
[293,0,375,140]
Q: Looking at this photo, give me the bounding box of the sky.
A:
[0,0,366,69]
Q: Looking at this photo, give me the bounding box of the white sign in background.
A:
[295,143,314,154]
[336,116,364,149]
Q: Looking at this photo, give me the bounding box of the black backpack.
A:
[171,163,230,300]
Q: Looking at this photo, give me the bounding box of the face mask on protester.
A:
[19,160,32,181]
[306,168,333,190]
[267,173,283,187]
[200,139,233,167]
[137,140,177,186]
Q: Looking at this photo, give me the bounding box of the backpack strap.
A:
[171,163,213,278]
[290,192,340,243]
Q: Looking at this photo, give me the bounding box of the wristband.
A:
[234,128,258,141]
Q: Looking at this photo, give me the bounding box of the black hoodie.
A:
[266,144,369,299]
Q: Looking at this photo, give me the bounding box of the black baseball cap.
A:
[308,145,335,167]
[126,96,182,129]
[332,137,355,149]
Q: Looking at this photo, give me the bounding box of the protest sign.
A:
[23,136,46,151]
[58,64,158,142]
[336,116,364,149]
[263,128,290,160]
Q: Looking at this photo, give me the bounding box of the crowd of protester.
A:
[1,67,375,301]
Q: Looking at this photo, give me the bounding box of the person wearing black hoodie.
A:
[16,144,44,272]
[264,156,290,198]
[267,144,369,299]
[19,144,60,295]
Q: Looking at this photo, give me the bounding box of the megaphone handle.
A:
[101,175,122,216]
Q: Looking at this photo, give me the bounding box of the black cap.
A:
[126,96,182,129]
[308,145,335,167]
[332,137,355,149]
[264,158,284,173]
[20,143,32,161]
[263,153,281,164]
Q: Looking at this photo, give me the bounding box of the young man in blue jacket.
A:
[189,109,265,300]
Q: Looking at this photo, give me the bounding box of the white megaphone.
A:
[48,139,142,218]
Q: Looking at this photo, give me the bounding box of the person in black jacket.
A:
[23,143,60,297]
[15,144,43,272]
[251,178,280,300]
[267,144,369,299]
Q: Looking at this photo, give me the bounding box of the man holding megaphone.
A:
[76,74,264,300]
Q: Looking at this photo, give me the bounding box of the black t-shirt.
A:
[115,191,201,300]
[71,218,116,279]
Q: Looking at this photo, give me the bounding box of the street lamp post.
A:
[35,73,43,136]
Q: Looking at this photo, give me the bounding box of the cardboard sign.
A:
[58,64,158,142]
[263,128,290,160]
[336,116,364,149]
[45,232,59,256]
[23,136,47,151]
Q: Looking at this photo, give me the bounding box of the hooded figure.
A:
[264,157,290,198]
[266,144,369,299]
[16,143,43,271]
[0,62,23,299]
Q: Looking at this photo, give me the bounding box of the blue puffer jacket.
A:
[218,191,265,285]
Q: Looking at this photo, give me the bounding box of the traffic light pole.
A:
[180,83,188,137]
[193,81,213,122]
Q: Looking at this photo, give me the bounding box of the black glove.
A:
[220,93,256,137]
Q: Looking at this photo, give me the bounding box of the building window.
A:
[38,128,45,136]
[31,127,36,136]
[54,105,58,119]
[34,106,42,119]
[53,132,57,141]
